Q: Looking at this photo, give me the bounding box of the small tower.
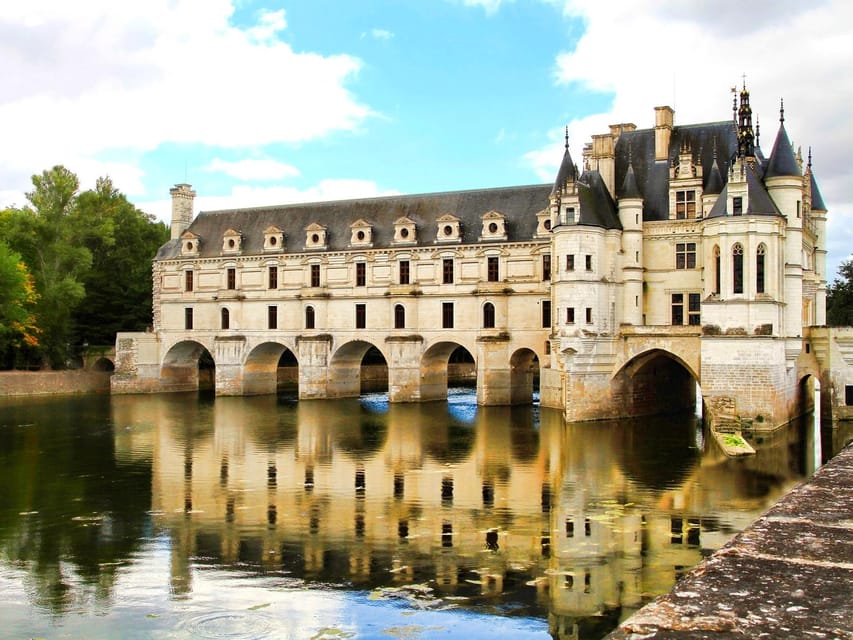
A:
[170,183,197,240]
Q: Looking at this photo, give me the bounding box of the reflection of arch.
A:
[421,341,476,401]
[161,340,215,392]
[613,349,698,417]
[329,340,387,398]
[616,413,700,491]
[244,341,298,396]
[510,348,539,405]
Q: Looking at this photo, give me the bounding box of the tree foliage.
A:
[827,259,853,327]
[0,241,39,365]
[1,166,168,368]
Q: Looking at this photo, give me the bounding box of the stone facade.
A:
[114,85,847,428]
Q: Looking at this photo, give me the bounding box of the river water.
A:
[0,390,843,639]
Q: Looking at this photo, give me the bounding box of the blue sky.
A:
[2,0,852,277]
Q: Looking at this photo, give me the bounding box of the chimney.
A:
[170,183,196,240]
[654,106,674,162]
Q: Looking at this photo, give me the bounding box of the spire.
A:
[765,97,801,178]
[807,148,827,211]
[737,78,755,158]
[551,127,577,197]
[620,142,642,199]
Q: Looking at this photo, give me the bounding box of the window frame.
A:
[268,305,278,330]
[442,258,454,284]
[355,303,366,329]
[487,256,499,282]
[268,265,278,289]
[442,302,454,329]
[310,264,320,288]
[676,242,697,270]
[483,302,495,329]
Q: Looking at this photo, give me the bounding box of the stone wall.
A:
[0,371,112,396]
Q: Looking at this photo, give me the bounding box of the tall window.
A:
[399,260,410,285]
[268,266,278,289]
[585,307,592,324]
[227,267,236,289]
[756,244,766,294]
[566,254,575,271]
[542,254,551,281]
[671,294,684,325]
[566,307,575,324]
[585,255,592,271]
[184,307,193,330]
[487,256,499,282]
[676,242,697,269]
[442,258,454,284]
[732,196,743,215]
[305,306,315,329]
[566,207,575,224]
[713,245,721,294]
[394,304,405,329]
[483,302,495,328]
[675,190,696,219]
[733,243,744,294]
[355,303,366,329]
[310,264,320,287]
[442,302,454,329]
[185,270,194,292]
[356,262,366,287]
[268,305,278,330]
[221,308,229,330]
[542,300,551,328]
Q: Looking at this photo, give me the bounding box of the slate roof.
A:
[765,121,801,178]
[156,184,552,260]
[810,170,827,211]
[706,161,783,218]
[575,171,621,229]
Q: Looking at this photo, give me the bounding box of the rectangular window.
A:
[355,303,366,329]
[442,258,454,284]
[487,256,499,282]
[311,264,320,287]
[356,262,366,287]
[268,305,278,329]
[268,266,278,289]
[585,254,592,271]
[676,190,696,219]
[671,293,684,325]
[585,307,592,324]
[676,242,697,269]
[184,307,193,330]
[732,196,743,215]
[185,270,194,292]
[227,267,236,290]
[566,307,575,324]
[566,207,575,224]
[399,260,410,285]
[566,254,575,271]
[542,254,551,281]
[846,385,853,406]
[688,293,701,325]
[442,302,454,329]
[542,300,551,328]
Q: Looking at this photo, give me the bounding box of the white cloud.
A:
[370,28,395,40]
[136,179,399,225]
[461,0,510,15]
[0,1,373,203]
[526,0,853,277]
[204,158,301,181]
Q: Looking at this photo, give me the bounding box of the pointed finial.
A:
[628,140,633,166]
[756,115,760,147]
[564,126,569,151]
[780,98,785,123]
[713,136,718,160]
[731,85,737,122]
[808,146,813,171]
[742,73,747,91]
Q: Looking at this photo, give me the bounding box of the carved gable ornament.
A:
[480,210,507,241]
[222,228,243,254]
[435,214,461,243]
[393,216,417,244]
[263,225,285,252]
[349,219,374,247]
[180,230,201,256]
[304,222,328,250]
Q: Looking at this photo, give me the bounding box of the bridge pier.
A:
[477,336,512,405]
[297,335,332,399]
[386,336,424,402]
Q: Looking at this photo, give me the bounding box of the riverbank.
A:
[0,371,112,396]
[608,442,853,638]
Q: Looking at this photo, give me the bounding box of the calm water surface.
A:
[0,390,842,639]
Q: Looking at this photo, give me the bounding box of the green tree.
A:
[2,166,93,368]
[71,177,169,345]
[827,259,853,327]
[0,241,39,367]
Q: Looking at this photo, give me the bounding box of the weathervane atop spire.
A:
[808,146,813,171]
[780,98,785,123]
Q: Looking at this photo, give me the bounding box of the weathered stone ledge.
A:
[608,443,853,639]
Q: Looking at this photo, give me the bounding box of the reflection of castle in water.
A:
[113,394,806,638]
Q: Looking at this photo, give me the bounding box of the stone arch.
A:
[92,357,115,372]
[328,340,388,398]
[421,340,476,402]
[161,340,215,393]
[509,347,540,405]
[243,341,299,396]
[612,348,699,417]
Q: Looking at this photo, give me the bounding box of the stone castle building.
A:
[113,85,853,428]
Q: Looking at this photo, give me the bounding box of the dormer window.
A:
[263,225,284,252]
[393,216,417,244]
[480,211,507,241]
[675,190,696,219]
[435,214,461,243]
[535,209,552,237]
[350,219,374,247]
[180,231,200,257]
[222,229,242,254]
[304,223,328,250]
[732,196,743,215]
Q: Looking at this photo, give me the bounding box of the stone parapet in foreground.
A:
[608,443,853,639]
